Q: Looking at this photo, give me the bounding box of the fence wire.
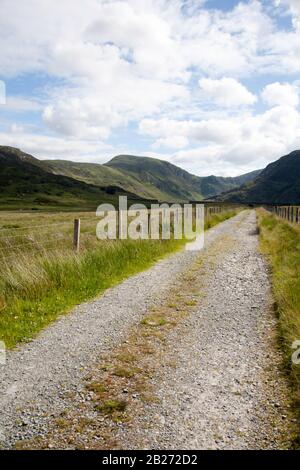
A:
[0,205,241,263]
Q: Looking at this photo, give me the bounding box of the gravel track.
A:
[0,211,245,448]
[116,210,293,449]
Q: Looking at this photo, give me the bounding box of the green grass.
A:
[0,209,239,349]
[257,209,300,446]
[0,237,185,348]
[96,399,127,415]
[204,210,238,230]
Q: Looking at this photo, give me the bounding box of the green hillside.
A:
[48,154,260,202]
[106,155,261,201]
[194,170,261,200]
[105,154,203,201]
[218,150,300,204]
[0,146,263,209]
[45,159,164,201]
[0,147,142,211]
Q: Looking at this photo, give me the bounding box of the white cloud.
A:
[42,71,188,140]
[140,117,240,147]
[0,80,6,105]
[5,96,41,112]
[0,0,300,177]
[0,127,113,162]
[0,0,190,139]
[139,104,300,174]
[261,82,299,107]
[198,77,257,107]
[152,135,189,150]
[275,0,300,29]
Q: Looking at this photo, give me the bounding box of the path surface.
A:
[0,211,293,449]
[116,210,292,449]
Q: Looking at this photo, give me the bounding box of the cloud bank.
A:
[0,0,300,175]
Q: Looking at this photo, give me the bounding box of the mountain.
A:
[105,155,261,201]
[217,150,300,204]
[191,170,261,201]
[45,158,164,201]
[105,154,203,201]
[0,146,262,209]
[47,154,261,202]
[0,146,143,210]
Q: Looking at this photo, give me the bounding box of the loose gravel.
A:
[116,210,293,449]
[0,211,244,449]
[0,211,294,449]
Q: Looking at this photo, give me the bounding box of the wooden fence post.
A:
[73,218,80,253]
[148,210,151,238]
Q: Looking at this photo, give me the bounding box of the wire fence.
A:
[0,203,241,263]
[265,205,300,224]
[0,213,99,263]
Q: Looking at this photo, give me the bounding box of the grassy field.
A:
[0,209,239,349]
[257,209,300,446]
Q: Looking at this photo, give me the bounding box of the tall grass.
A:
[0,209,239,348]
[257,209,300,446]
[204,210,238,230]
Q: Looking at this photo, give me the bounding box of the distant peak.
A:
[0,145,21,153]
[106,154,167,164]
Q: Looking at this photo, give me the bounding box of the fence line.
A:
[0,204,241,261]
[0,221,75,233]
[265,205,300,224]
[0,235,72,252]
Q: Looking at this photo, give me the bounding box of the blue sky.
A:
[0,0,300,176]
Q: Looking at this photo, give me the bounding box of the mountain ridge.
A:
[216,150,300,204]
[47,153,261,202]
[0,146,144,210]
[4,145,298,209]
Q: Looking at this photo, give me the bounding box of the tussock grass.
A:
[0,209,239,348]
[0,237,185,348]
[257,209,300,446]
[141,315,167,327]
[96,399,127,415]
[113,366,137,378]
[204,209,238,230]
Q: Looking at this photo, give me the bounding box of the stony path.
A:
[116,210,293,449]
[0,211,246,448]
[0,211,293,449]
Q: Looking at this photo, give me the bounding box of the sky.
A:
[0,0,300,177]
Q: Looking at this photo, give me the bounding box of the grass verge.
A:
[0,209,239,348]
[257,208,300,447]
